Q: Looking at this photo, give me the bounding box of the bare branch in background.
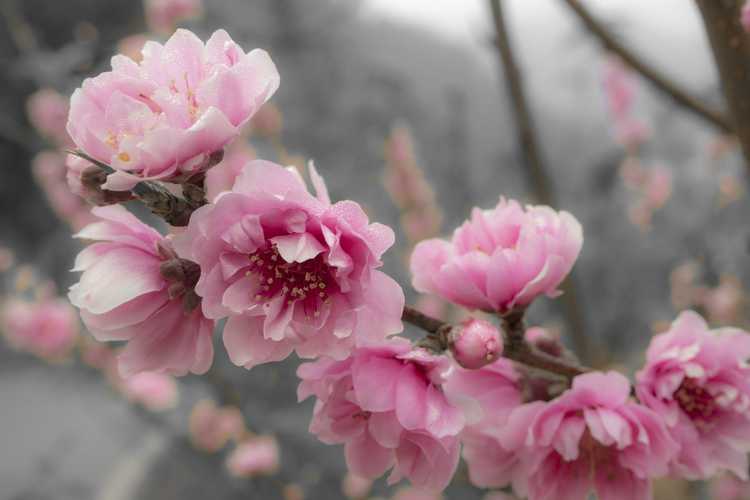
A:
[694,0,750,173]
[488,0,594,364]
[562,0,733,134]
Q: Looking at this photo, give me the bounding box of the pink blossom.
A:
[67,29,279,191]
[341,473,373,499]
[742,1,750,33]
[26,88,72,146]
[443,358,522,490]
[69,205,214,377]
[1,297,79,360]
[602,57,650,149]
[226,436,280,477]
[203,141,256,202]
[0,246,15,273]
[711,474,750,500]
[448,318,502,369]
[411,198,582,313]
[121,371,179,411]
[516,371,677,500]
[643,165,672,210]
[702,276,743,325]
[32,151,96,230]
[188,399,245,452]
[144,0,202,34]
[636,311,750,480]
[297,339,464,491]
[177,160,403,368]
[391,487,444,500]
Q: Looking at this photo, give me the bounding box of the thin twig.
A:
[693,0,750,173]
[562,0,732,134]
[488,0,593,364]
[402,305,590,380]
[68,150,201,226]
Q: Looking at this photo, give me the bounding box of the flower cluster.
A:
[53,26,750,499]
[67,29,279,191]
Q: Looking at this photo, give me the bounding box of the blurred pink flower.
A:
[602,57,650,149]
[643,165,672,210]
[188,399,245,452]
[32,151,96,230]
[1,297,79,360]
[742,1,750,33]
[702,275,744,325]
[711,474,750,500]
[637,311,750,480]
[341,473,373,499]
[121,371,179,411]
[203,141,256,202]
[226,436,280,477]
[297,338,465,491]
[391,486,444,500]
[517,371,677,500]
[670,260,701,310]
[383,124,442,245]
[144,0,202,34]
[411,198,582,313]
[250,102,283,137]
[69,205,215,376]
[448,318,502,369]
[524,326,564,358]
[177,160,403,369]
[117,34,149,63]
[26,88,72,146]
[67,29,279,191]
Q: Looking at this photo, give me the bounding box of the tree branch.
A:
[68,150,201,226]
[562,0,732,134]
[488,0,593,364]
[694,0,750,172]
[403,306,590,380]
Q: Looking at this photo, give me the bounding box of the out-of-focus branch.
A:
[0,0,39,54]
[694,0,750,173]
[488,0,593,364]
[562,0,733,134]
[403,306,590,380]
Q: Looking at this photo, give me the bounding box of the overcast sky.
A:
[358,0,715,87]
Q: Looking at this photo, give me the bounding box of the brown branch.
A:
[68,150,201,226]
[562,0,732,134]
[403,306,590,380]
[488,0,594,364]
[694,0,750,172]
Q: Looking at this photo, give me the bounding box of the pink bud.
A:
[524,326,563,358]
[449,319,502,369]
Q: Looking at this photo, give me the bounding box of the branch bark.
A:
[403,306,590,380]
[562,0,733,134]
[694,0,750,172]
[488,0,593,363]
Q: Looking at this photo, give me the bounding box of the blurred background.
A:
[0,0,747,499]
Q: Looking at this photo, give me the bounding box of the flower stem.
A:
[402,305,589,380]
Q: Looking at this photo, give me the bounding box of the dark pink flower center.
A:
[247,244,336,316]
[675,377,718,424]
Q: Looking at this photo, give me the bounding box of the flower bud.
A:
[524,326,564,358]
[449,318,502,369]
